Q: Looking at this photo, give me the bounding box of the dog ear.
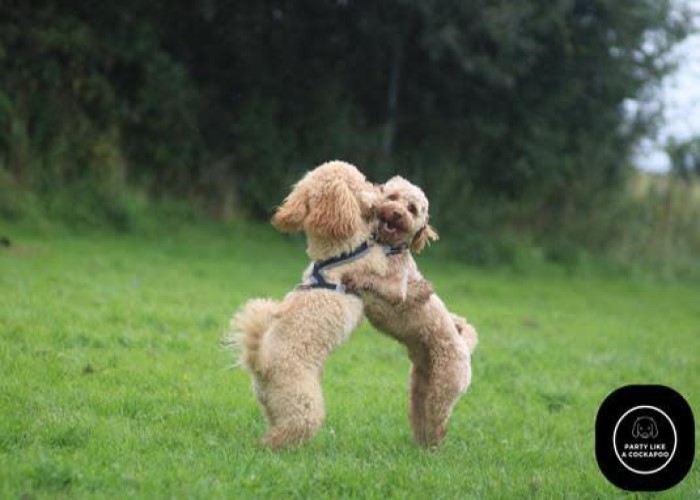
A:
[356,185,380,220]
[651,419,658,438]
[271,182,309,232]
[306,179,362,240]
[632,419,640,438]
[411,223,439,253]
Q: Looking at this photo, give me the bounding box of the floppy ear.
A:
[632,419,641,438]
[306,179,362,240]
[271,183,308,232]
[411,223,439,253]
[356,185,380,220]
[651,420,658,438]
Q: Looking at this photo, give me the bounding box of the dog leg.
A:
[402,279,434,307]
[409,363,430,446]
[342,273,400,301]
[451,313,478,354]
[343,273,432,307]
[261,371,325,450]
[420,353,471,448]
[252,376,275,426]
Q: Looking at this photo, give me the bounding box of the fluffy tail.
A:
[226,298,279,374]
[452,313,478,354]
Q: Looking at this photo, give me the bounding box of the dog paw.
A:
[406,280,433,306]
[416,281,434,302]
[340,274,357,291]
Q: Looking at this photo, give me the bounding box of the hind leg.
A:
[409,363,430,445]
[252,377,275,425]
[251,293,363,450]
[420,354,471,448]
[260,370,325,450]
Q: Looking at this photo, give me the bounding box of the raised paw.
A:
[413,281,434,304]
[402,280,433,307]
[340,273,357,292]
[342,274,375,294]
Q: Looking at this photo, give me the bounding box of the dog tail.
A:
[226,298,279,374]
[452,313,478,354]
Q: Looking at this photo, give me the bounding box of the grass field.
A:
[1,222,698,498]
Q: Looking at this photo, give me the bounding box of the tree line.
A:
[0,0,691,232]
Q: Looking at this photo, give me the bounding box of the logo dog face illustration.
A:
[632,416,658,439]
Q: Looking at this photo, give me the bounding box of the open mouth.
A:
[379,217,404,236]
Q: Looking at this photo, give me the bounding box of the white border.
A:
[612,405,677,475]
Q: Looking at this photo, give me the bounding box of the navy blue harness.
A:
[384,243,408,256]
[298,240,407,293]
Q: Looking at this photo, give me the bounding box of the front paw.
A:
[410,281,434,305]
[341,274,358,292]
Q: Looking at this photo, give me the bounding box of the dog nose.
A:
[381,207,401,221]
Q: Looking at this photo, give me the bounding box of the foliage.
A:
[0,2,202,200]
[421,169,700,278]
[0,1,692,220]
[0,1,696,274]
[611,172,700,277]
[667,136,700,180]
[1,226,699,497]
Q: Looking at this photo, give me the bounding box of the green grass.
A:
[1,222,698,498]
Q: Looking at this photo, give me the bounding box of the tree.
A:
[0,0,692,222]
[668,137,700,180]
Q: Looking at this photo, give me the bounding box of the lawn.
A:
[1,222,698,498]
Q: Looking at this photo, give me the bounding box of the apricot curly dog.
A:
[342,176,478,447]
[228,161,390,449]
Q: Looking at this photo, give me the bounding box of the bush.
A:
[0,3,202,205]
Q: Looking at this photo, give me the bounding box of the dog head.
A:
[632,416,658,439]
[375,176,438,253]
[271,160,377,241]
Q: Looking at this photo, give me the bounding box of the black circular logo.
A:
[596,385,694,491]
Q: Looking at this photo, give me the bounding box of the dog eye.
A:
[408,203,418,215]
[387,193,398,201]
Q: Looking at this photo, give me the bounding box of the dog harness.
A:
[298,241,372,292]
[384,243,408,256]
[298,241,407,293]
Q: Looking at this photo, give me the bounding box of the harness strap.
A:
[384,244,408,256]
[297,240,408,293]
[300,241,371,292]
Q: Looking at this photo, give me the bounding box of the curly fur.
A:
[342,176,478,448]
[229,298,279,373]
[228,161,389,449]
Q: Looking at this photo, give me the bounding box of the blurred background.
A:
[1,0,699,275]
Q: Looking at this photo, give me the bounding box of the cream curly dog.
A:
[228,161,390,449]
[342,176,478,448]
